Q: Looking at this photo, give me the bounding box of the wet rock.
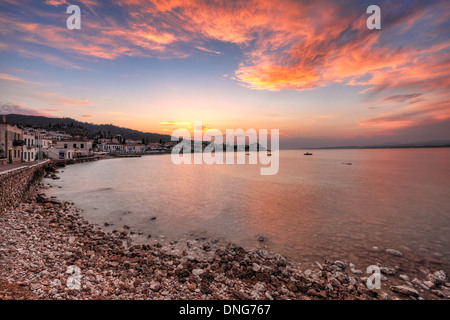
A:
[380,267,396,276]
[252,263,261,273]
[334,261,346,269]
[274,254,287,267]
[434,287,450,298]
[411,278,429,291]
[386,249,403,257]
[427,270,449,285]
[390,285,419,297]
[399,275,410,282]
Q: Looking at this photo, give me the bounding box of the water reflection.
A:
[46,149,450,270]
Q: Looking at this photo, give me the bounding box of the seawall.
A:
[0,161,50,211]
[0,156,102,211]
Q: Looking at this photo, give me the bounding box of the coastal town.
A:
[0,115,176,166]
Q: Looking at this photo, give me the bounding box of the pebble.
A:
[386,249,403,257]
[399,275,410,282]
[380,267,396,276]
[252,263,261,272]
[334,261,346,269]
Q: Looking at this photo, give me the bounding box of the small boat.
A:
[304,152,313,156]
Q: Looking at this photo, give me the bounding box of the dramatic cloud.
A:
[1,0,449,143]
[2,0,449,94]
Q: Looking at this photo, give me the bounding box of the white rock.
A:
[192,268,205,277]
[399,274,410,281]
[252,263,261,272]
[386,249,403,257]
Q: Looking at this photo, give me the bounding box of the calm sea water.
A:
[46,149,450,271]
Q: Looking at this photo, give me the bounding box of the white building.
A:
[147,142,163,151]
[54,140,93,157]
[100,143,123,154]
[47,148,74,160]
[123,144,146,154]
[23,133,36,162]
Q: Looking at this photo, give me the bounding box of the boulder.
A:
[390,285,419,297]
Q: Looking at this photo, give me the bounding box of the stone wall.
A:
[0,161,49,210]
[0,156,102,210]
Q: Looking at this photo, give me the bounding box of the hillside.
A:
[3,114,172,143]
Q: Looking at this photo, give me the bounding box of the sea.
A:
[45,148,450,274]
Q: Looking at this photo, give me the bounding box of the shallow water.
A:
[46,149,450,272]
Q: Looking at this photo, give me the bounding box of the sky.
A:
[0,0,449,148]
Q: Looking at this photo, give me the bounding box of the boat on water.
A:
[304,152,313,156]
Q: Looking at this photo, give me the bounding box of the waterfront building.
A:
[0,115,24,164]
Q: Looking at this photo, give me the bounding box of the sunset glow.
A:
[1,0,449,147]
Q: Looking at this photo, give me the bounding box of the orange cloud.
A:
[32,92,92,106]
[2,0,449,102]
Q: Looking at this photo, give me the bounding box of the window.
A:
[73,144,77,148]
[64,144,68,149]
[32,152,34,160]
[81,143,84,149]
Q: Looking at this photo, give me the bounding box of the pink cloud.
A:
[0,102,55,117]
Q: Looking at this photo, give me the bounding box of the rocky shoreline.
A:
[0,165,449,300]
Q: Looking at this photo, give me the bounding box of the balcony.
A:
[13,140,24,147]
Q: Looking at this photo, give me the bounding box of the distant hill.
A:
[3,114,172,143]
